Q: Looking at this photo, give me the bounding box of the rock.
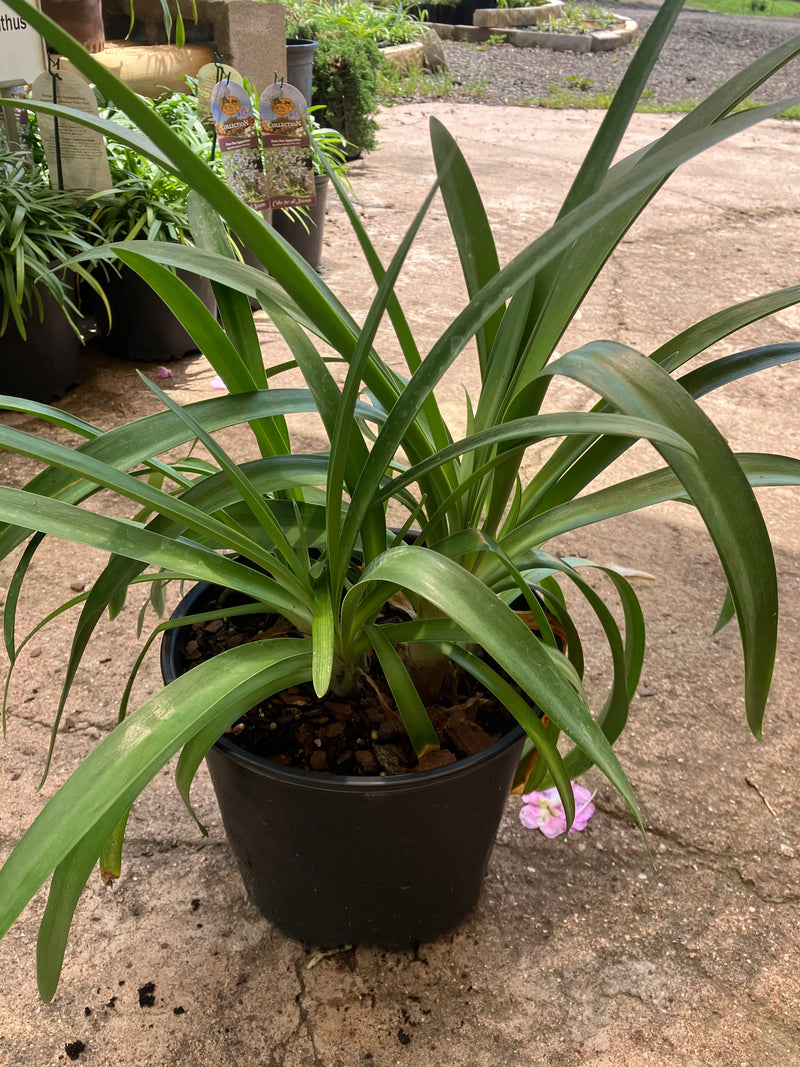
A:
[421,26,448,71]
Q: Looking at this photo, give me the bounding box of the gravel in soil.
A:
[401,6,800,107]
[181,599,518,776]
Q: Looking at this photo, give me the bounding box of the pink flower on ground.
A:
[209,374,227,390]
[155,366,173,379]
[519,782,596,838]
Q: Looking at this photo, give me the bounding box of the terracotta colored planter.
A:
[41,0,105,52]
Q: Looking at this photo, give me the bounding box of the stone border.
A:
[381,41,426,70]
[473,2,563,28]
[430,15,637,51]
[505,17,637,51]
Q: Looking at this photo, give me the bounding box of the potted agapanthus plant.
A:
[0,0,799,1002]
[86,89,217,361]
[0,150,108,401]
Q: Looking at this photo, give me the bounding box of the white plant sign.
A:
[0,0,45,88]
[31,69,112,193]
[196,61,243,130]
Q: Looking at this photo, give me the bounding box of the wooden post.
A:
[0,88,22,150]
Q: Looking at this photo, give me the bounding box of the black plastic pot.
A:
[285,38,318,107]
[272,174,329,273]
[0,289,81,402]
[455,0,496,23]
[414,0,495,23]
[161,579,525,948]
[99,257,217,363]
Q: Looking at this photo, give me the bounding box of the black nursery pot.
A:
[161,580,525,948]
[414,0,495,24]
[0,289,81,403]
[272,174,329,273]
[285,37,318,107]
[99,257,217,363]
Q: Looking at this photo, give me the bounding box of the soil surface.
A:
[180,598,517,775]
[2,20,800,1067]
[428,5,800,106]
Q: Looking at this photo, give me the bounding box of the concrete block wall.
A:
[101,0,286,95]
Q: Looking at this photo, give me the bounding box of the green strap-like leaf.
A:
[679,342,800,399]
[0,421,299,584]
[45,460,330,754]
[333,178,444,576]
[36,805,125,1002]
[347,546,642,828]
[502,29,800,403]
[137,376,306,583]
[486,455,800,585]
[312,578,336,698]
[0,390,318,559]
[0,395,99,438]
[520,336,800,524]
[547,342,777,737]
[0,487,308,621]
[110,245,291,468]
[651,289,800,372]
[558,0,686,219]
[443,642,575,825]
[0,640,313,998]
[186,191,270,393]
[365,623,441,757]
[372,411,694,507]
[337,97,800,557]
[173,650,315,827]
[430,118,503,374]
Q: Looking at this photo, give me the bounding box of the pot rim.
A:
[163,573,527,795]
[210,721,525,795]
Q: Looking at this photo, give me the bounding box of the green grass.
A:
[510,83,800,115]
[513,83,617,108]
[684,0,800,16]
[474,32,510,49]
[379,66,800,118]
[733,96,800,118]
[378,61,456,100]
[378,61,489,103]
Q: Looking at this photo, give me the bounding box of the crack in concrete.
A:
[570,804,800,905]
[291,952,325,1067]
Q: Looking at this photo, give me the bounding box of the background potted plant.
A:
[40,0,198,52]
[285,35,319,107]
[0,0,799,1002]
[0,150,107,401]
[309,32,382,156]
[272,109,353,271]
[286,0,395,156]
[86,89,217,361]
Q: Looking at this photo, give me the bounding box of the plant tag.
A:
[259,82,316,211]
[210,78,269,212]
[0,0,46,88]
[30,69,112,194]
[196,61,243,130]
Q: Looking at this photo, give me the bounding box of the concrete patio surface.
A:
[1,103,800,1065]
